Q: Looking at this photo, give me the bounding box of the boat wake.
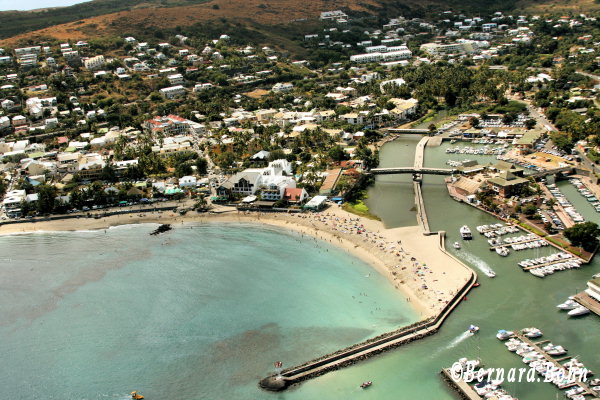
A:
[446,331,472,349]
[460,252,497,278]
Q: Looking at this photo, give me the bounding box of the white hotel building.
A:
[350,47,412,63]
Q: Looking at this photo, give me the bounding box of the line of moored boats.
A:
[518,252,583,278]
[445,145,507,155]
[476,223,520,238]
[556,297,591,317]
[569,178,600,213]
[450,358,518,400]
[499,328,599,399]
[547,183,586,223]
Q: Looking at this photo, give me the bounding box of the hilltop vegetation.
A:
[0,0,209,39]
[3,0,599,46]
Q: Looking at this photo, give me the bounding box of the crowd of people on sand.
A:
[286,212,452,312]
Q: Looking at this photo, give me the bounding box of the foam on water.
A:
[460,251,497,277]
[446,331,473,349]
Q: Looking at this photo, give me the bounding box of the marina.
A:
[502,329,599,398]
[476,223,521,237]
[569,178,600,213]
[445,145,508,156]
[518,252,584,277]
[546,183,586,224]
[441,358,518,400]
[489,234,549,251]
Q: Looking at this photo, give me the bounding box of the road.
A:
[507,94,557,132]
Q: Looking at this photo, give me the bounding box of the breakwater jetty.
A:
[259,231,477,391]
[414,136,432,234]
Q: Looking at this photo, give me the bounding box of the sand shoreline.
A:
[0,205,473,317]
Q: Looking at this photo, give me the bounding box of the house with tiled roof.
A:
[284,187,309,203]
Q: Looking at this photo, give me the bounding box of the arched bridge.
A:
[369,167,456,176]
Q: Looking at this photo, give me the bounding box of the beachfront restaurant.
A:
[304,195,328,211]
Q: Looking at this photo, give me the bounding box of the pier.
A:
[440,368,483,400]
[259,231,477,391]
[573,291,600,317]
[414,137,432,234]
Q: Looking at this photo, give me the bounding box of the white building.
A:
[350,48,412,63]
[159,85,186,99]
[0,116,10,128]
[420,42,477,56]
[272,82,294,92]
[179,176,197,188]
[12,115,27,126]
[167,73,184,85]
[585,277,600,302]
[1,99,14,110]
[84,55,105,70]
[320,10,348,20]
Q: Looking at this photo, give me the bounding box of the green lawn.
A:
[342,200,381,220]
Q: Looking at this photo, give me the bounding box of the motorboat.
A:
[360,381,372,389]
[568,306,590,317]
[460,225,472,240]
[468,325,480,334]
[557,299,579,310]
[485,270,496,278]
[529,269,545,278]
[496,247,510,257]
[522,327,543,338]
[131,392,144,400]
[454,242,461,249]
[547,346,567,356]
[496,330,513,341]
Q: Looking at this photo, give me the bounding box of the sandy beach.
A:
[0,205,473,318]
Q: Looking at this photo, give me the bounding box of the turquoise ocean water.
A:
[0,223,417,399]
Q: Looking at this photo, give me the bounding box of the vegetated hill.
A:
[0,0,388,46]
[515,0,600,14]
[0,0,208,39]
[1,0,597,48]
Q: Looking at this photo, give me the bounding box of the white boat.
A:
[547,346,567,356]
[530,269,545,278]
[496,247,510,256]
[496,330,513,340]
[453,242,461,249]
[557,299,579,310]
[485,270,496,278]
[522,327,543,338]
[460,225,472,240]
[468,324,480,334]
[568,306,590,317]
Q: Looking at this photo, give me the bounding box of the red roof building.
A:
[283,187,308,203]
